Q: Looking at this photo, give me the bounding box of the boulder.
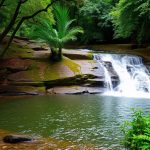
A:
[3,135,32,143]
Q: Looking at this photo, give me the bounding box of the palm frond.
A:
[31,3,83,50]
[54,4,70,38]
[61,27,83,44]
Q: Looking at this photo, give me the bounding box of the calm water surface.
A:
[0,95,150,148]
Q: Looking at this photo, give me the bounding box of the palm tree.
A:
[32,4,83,61]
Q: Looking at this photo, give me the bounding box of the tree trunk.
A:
[50,48,58,61]
[58,47,62,60]
[50,47,62,61]
[0,0,23,43]
[0,18,24,58]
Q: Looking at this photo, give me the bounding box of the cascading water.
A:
[94,54,150,97]
[93,55,113,91]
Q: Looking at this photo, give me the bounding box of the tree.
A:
[78,0,114,44]
[0,0,28,43]
[0,0,59,58]
[31,4,83,61]
[110,0,150,44]
[0,0,56,43]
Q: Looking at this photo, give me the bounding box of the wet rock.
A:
[32,47,48,51]
[0,85,44,96]
[3,135,32,143]
[63,49,92,60]
[0,58,29,73]
[92,67,98,69]
[7,71,33,82]
[87,78,105,86]
[47,86,104,95]
[87,87,104,94]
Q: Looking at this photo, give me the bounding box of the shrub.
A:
[121,108,150,150]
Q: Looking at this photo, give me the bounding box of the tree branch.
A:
[23,0,59,20]
[0,0,28,42]
[0,0,59,58]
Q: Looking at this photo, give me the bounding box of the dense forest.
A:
[0,0,150,47]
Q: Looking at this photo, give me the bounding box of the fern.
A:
[121,109,150,150]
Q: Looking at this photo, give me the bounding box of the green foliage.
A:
[78,0,115,43]
[18,0,54,36]
[1,0,150,46]
[0,0,17,29]
[31,3,83,60]
[121,108,150,150]
[110,0,150,43]
[0,0,54,36]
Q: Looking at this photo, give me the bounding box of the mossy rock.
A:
[44,74,97,88]
[1,43,34,59]
[41,57,81,81]
[0,85,45,96]
[5,57,81,83]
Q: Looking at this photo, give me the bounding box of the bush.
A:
[121,108,150,150]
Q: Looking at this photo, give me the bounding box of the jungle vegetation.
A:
[0,0,150,58]
[31,4,83,61]
[121,109,150,150]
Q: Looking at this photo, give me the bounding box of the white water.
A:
[94,54,150,98]
[93,55,113,91]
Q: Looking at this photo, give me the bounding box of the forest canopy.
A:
[0,0,150,47]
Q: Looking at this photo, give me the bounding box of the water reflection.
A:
[0,95,150,148]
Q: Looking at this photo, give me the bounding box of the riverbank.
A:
[0,129,110,150]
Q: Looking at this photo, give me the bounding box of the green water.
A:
[0,95,150,148]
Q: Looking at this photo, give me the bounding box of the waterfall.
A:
[94,54,150,97]
[93,55,113,91]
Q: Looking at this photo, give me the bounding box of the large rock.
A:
[63,49,92,60]
[3,135,32,143]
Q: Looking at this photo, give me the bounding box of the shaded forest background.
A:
[0,0,150,47]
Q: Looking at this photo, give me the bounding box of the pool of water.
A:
[0,95,150,148]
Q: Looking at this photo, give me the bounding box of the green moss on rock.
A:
[4,43,33,59]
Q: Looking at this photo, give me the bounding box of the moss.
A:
[44,74,84,88]
[38,86,45,92]
[12,82,44,87]
[21,61,42,82]
[43,60,61,81]
[19,86,45,93]
[62,57,81,74]
[27,63,43,81]
[3,43,33,59]
[87,53,93,59]
[27,69,41,81]
[42,57,81,81]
